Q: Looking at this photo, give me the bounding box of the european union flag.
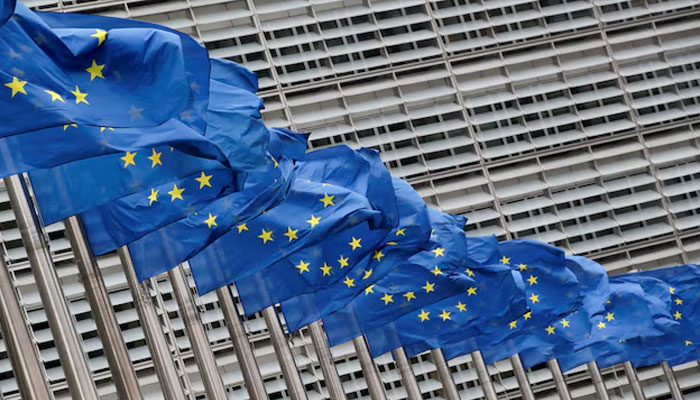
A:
[600,265,700,368]
[364,236,527,357]
[188,146,397,292]
[1,3,193,134]
[556,276,678,371]
[278,177,431,332]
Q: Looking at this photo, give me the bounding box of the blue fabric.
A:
[188,146,397,293]
[1,0,14,26]
[1,4,191,135]
[279,178,431,332]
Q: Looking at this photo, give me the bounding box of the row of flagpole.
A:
[0,173,689,400]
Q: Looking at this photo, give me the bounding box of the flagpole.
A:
[392,347,422,400]
[352,336,388,400]
[4,175,99,400]
[215,286,269,399]
[307,321,347,399]
[546,360,572,400]
[168,266,228,399]
[261,305,308,400]
[471,351,498,400]
[661,362,683,400]
[587,361,610,400]
[430,349,460,400]
[0,248,53,399]
[510,354,536,400]
[63,216,143,400]
[622,362,646,400]
[118,247,188,400]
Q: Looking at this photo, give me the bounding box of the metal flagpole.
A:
[430,349,460,400]
[661,362,683,400]
[0,248,53,400]
[307,321,346,399]
[168,266,228,399]
[4,175,99,400]
[510,354,536,400]
[352,336,387,400]
[546,360,572,400]
[261,305,308,400]
[471,351,498,400]
[118,247,187,400]
[63,216,143,400]
[587,361,610,400]
[622,362,646,400]
[392,347,422,400]
[216,286,269,399]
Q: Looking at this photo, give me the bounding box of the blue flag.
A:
[1,0,13,26]
[364,236,527,357]
[1,4,192,135]
[188,146,397,292]
[278,178,431,332]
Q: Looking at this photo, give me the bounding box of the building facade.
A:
[4,0,700,398]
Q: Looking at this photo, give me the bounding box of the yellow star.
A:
[306,214,321,228]
[674,311,682,320]
[675,298,683,305]
[439,310,451,321]
[270,156,279,168]
[418,310,430,322]
[343,276,355,288]
[4,77,27,97]
[63,123,77,131]
[120,151,136,168]
[147,188,158,205]
[509,320,518,330]
[70,85,89,105]
[561,319,570,328]
[349,237,362,250]
[362,269,373,280]
[467,287,477,296]
[319,193,335,208]
[456,302,467,312]
[605,312,615,322]
[529,293,540,304]
[527,275,538,286]
[395,228,406,236]
[524,311,532,320]
[422,281,435,293]
[195,171,212,188]
[431,247,445,257]
[85,60,105,81]
[387,241,397,245]
[500,256,510,264]
[258,229,273,244]
[204,213,217,229]
[686,340,693,346]
[237,223,248,233]
[338,255,349,268]
[372,249,384,262]
[364,284,375,295]
[465,268,475,277]
[403,292,416,302]
[320,263,332,276]
[168,184,185,201]
[380,293,394,305]
[147,148,162,168]
[519,263,527,271]
[44,89,65,103]
[283,227,299,242]
[430,266,442,276]
[669,286,676,295]
[295,260,310,274]
[546,326,556,335]
[597,321,606,330]
[91,29,108,46]
[100,126,114,132]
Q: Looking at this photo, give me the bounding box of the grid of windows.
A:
[3,0,700,399]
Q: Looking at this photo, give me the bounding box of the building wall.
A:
[3,0,700,398]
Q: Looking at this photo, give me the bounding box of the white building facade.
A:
[4,0,700,398]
